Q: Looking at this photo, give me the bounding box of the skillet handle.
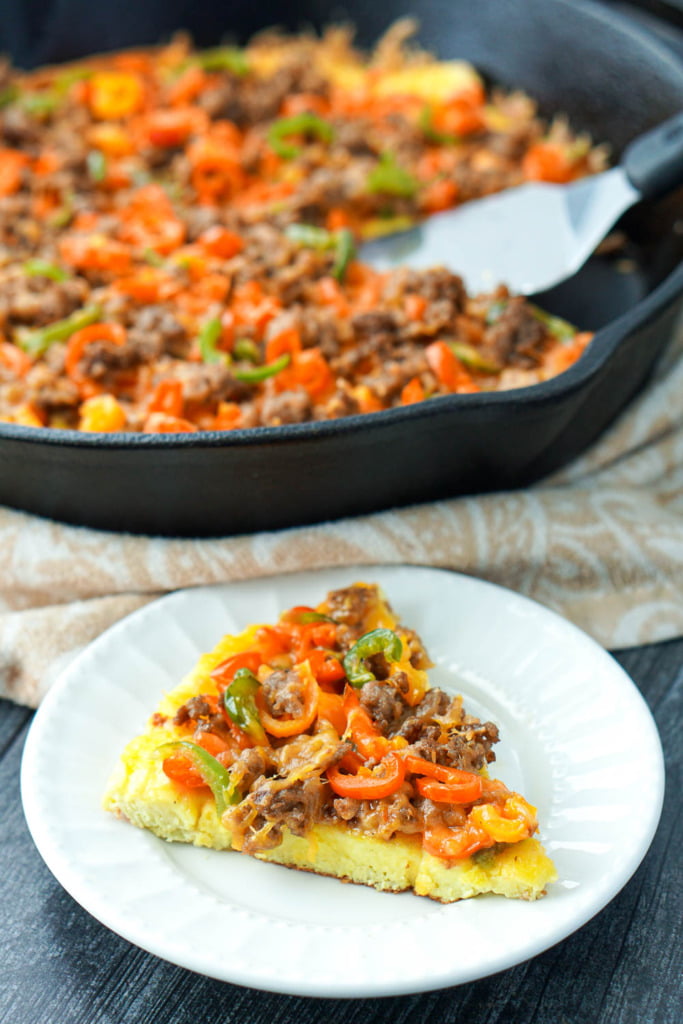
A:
[622,111,683,200]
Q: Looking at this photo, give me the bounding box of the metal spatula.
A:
[359,111,683,295]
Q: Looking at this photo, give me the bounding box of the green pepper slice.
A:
[448,341,500,374]
[22,259,69,283]
[0,85,18,109]
[87,150,108,183]
[285,223,335,249]
[529,304,577,341]
[268,113,334,160]
[233,352,290,382]
[17,304,103,357]
[367,153,419,198]
[419,106,458,145]
[223,668,268,745]
[343,628,404,688]
[233,338,261,363]
[195,46,249,75]
[331,228,356,283]
[284,223,356,283]
[158,739,240,815]
[21,91,60,116]
[299,611,334,624]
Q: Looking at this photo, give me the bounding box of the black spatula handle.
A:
[623,111,683,200]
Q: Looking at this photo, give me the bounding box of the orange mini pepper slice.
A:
[326,750,405,800]
[210,651,263,691]
[148,378,184,418]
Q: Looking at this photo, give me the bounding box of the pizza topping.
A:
[255,661,319,738]
[156,583,538,861]
[326,750,405,800]
[406,754,484,804]
[160,739,240,815]
[343,627,404,688]
[222,667,268,746]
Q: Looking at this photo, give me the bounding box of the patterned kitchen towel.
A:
[2,330,682,707]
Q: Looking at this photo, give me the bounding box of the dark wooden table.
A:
[1,638,681,1024]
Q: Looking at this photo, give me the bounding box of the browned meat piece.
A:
[182,206,224,241]
[485,296,546,366]
[231,745,275,791]
[243,775,328,845]
[0,274,89,330]
[198,63,328,127]
[172,694,233,743]
[439,720,500,769]
[270,248,333,305]
[333,118,377,156]
[227,722,346,850]
[333,796,361,821]
[360,680,407,734]
[396,687,499,770]
[260,388,312,425]
[330,785,422,838]
[0,104,41,146]
[400,626,432,670]
[317,387,359,420]
[128,305,188,358]
[396,688,451,742]
[261,668,307,719]
[357,347,429,404]
[325,584,379,633]
[173,695,215,725]
[351,311,399,346]
[172,362,253,405]
[23,362,80,411]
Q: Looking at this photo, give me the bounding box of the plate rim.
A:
[20,565,665,997]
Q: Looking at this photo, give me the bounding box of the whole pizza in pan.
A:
[0,22,599,433]
[104,582,556,902]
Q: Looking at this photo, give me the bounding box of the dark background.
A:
[0,0,681,67]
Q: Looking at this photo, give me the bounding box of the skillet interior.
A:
[0,0,682,536]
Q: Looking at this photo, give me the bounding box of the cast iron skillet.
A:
[0,0,682,537]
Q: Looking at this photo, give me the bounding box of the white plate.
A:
[21,566,664,997]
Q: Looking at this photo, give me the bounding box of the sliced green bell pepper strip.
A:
[367,153,419,198]
[158,740,240,816]
[195,46,249,75]
[87,150,108,183]
[284,223,356,283]
[22,259,69,283]
[268,113,334,159]
[343,628,404,688]
[233,352,290,382]
[285,223,334,250]
[223,668,268,745]
[529,304,577,341]
[448,340,500,374]
[233,338,261,363]
[198,317,228,364]
[331,228,355,283]
[17,304,103,357]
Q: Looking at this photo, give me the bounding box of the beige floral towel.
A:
[2,331,683,708]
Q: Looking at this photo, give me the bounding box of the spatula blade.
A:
[359,166,639,295]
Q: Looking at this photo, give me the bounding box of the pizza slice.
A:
[104,583,556,902]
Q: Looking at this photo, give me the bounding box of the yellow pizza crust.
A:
[103,599,557,903]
